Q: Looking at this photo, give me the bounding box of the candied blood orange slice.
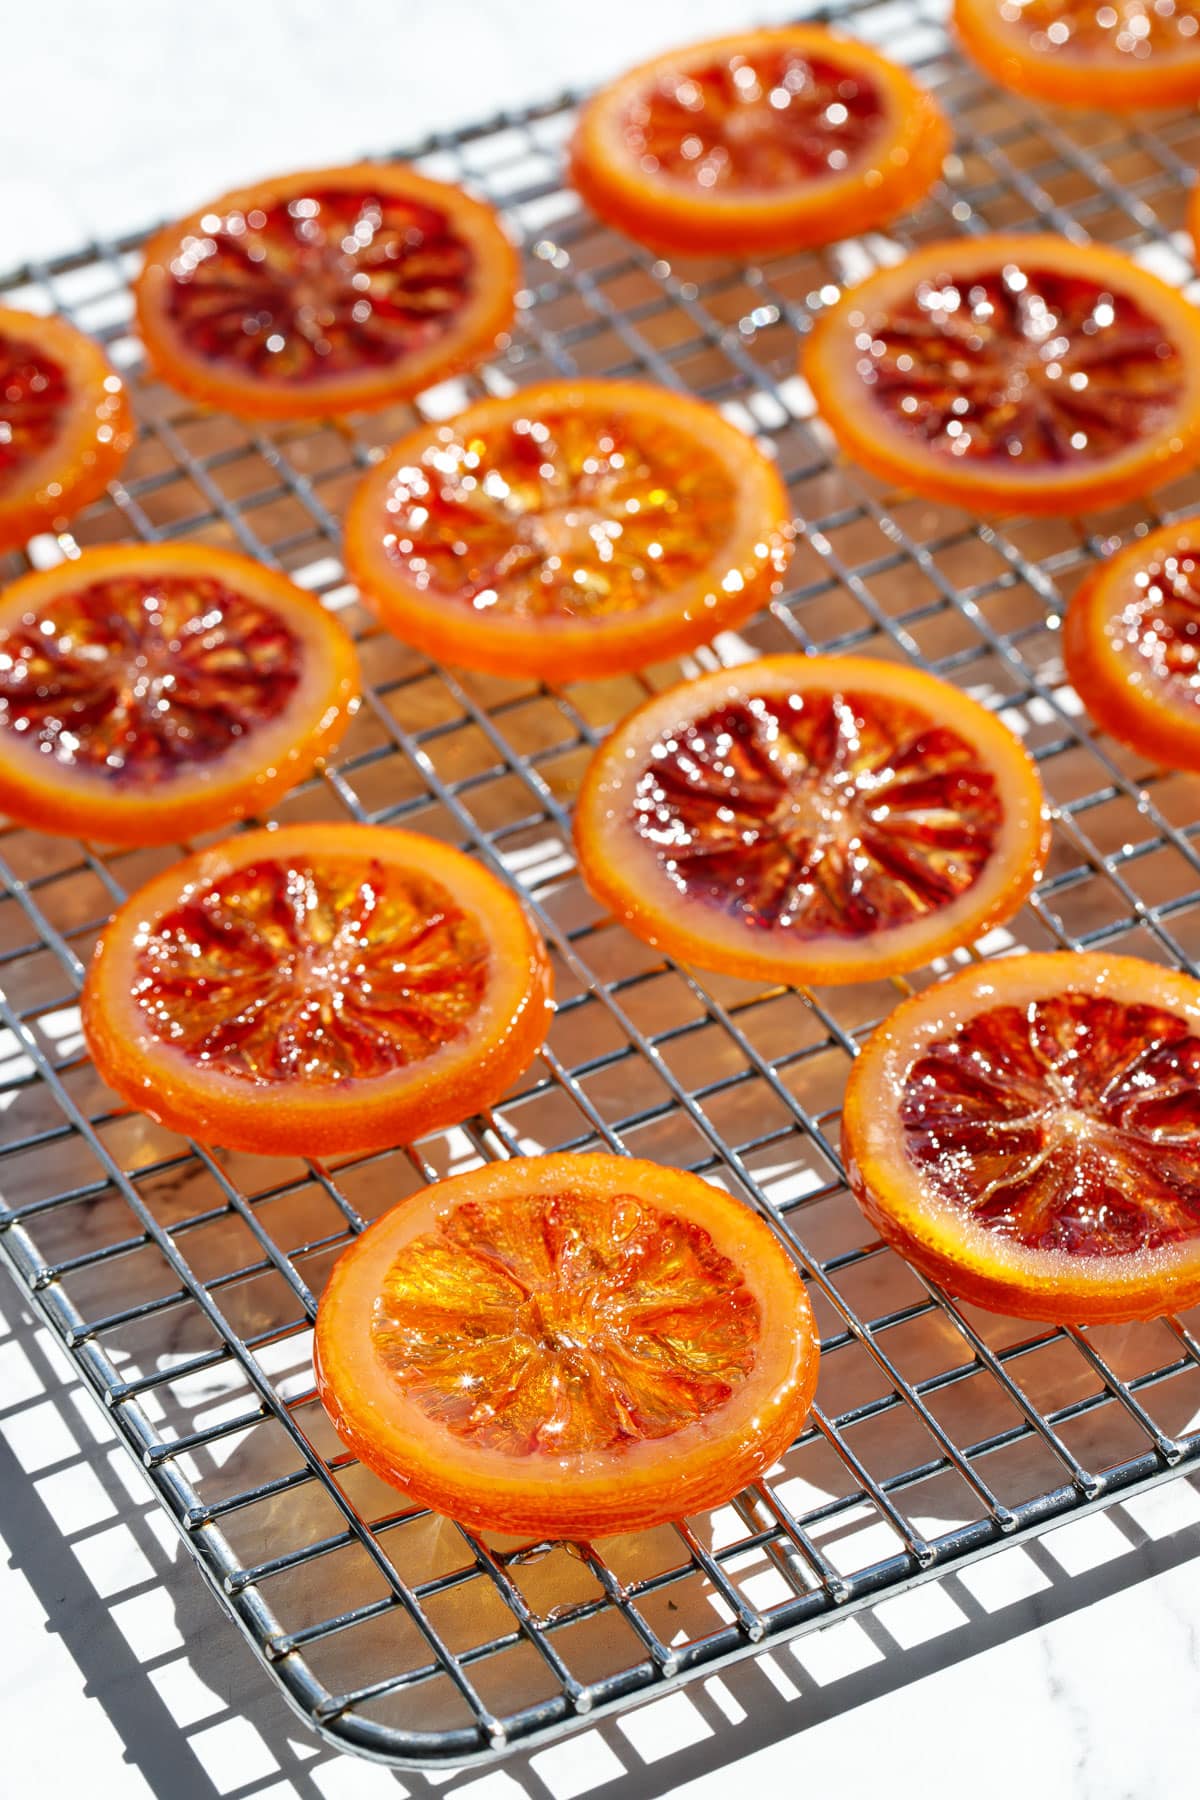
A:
[0,544,358,846]
[134,163,517,420]
[82,823,553,1157]
[344,379,793,682]
[803,235,1200,516]
[575,655,1047,987]
[956,0,1200,110]
[843,952,1200,1323]
[569,27,949,257]
[1064,515,1200,771]
[0,307,132,553]
[315,1153,819,1536]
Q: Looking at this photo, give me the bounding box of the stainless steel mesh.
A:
[4,0,1200,1769]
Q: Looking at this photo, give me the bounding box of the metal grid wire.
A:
[5,0,1200,1770]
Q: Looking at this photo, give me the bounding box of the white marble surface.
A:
[2,4,1200,1798]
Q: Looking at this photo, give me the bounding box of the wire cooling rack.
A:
[5,0,1200,1771]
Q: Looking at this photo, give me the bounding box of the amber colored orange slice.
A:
[803,234,1200,516]
[0,544,359,846]
[82,823,553,1157]
[344,379,793,682]
[575,655,1048,987]
[569,27,949,257]
[315,1152,819,1536]
[956,0,1200,110]
[134,163,517,421]
[843,952,1200,1324]
[0,306,132,552]
[1064,516,1200,771]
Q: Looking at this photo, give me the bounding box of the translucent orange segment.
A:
[993,0,1200,61]
[372,1186,760,1455]
[630,690,1003,937]
[0,573,302,785]
[625,48,885,192]
[133,856,489,1084]
[861,265,1182,466]
[901,993,1200,1254]
[164,186,475,386]
[381,406,738,621]
[0,332,68,490]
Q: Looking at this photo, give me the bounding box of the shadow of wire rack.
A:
[4,0,1200,1772]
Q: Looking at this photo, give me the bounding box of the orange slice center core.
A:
[1112,547,1200,707]
[900,991,1200,1254]
[382,407,738,620]
[624,50,886,191]
[0,573,302,786]
[855,264,1182,465]
[996,0,1200,61]
[631,689,1003,938]
[164,187,476,385]
[132,855,490,1084]
[0,331,69,492]
[371,1187,761,1455]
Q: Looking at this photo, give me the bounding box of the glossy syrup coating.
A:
[804,235,1200,516]
[575,655,1048,987]
[135,163,517,420]
[955,0,1200,108]
[344,380,793,682]
[82,823,553,1157]
[621,48,887,191]
[0,306,132,552]
[569,26,950,256]
[1065,518,1200,771]
[315,1153,820,1537]
[372,1186,760,1455]
[0,545,359,847]
[843,952,1200,1322]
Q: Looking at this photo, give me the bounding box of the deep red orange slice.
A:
[0,307,132,552]
[82,823,553,1157]
[134,163,517,420]
[315,1153,819,1536]
[803,235,1200,516]
[843,952,1200,1323]
[569,26,950,257]
[343,379,793,682]
[1064,515,1200,771]
[956,0,1200,110]
[0,544,359,846]
[575,655,1048,987]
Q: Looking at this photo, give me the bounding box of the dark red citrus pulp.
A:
[0,332,69,487]
[0,571,302,784]
[135,854,490,1085]
[576,656,1048,986]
